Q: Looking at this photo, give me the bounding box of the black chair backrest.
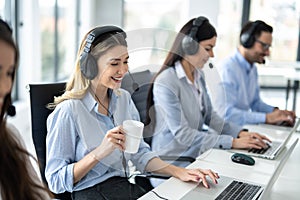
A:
[121,70,155,144]
[121,70,154,124]
[29,81,156,195]
[29,82,71,200]
[121,71,195,165]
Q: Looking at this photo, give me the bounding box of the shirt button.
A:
[219,145,223,149]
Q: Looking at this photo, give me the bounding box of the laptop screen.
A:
[258,138,298,199]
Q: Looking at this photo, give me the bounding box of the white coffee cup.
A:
[123,120,144,153]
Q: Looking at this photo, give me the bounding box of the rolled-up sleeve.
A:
[45,104,77,193]
[131,141,158,172]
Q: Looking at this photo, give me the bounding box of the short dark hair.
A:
[240,20,273,40]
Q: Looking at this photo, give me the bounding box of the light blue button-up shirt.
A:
[45,89,157,193]
[213,49,275,126]
[151,61,241,160]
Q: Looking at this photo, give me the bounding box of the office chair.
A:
[28,81,153,196]
[28,82,72,200]
[121,70,195,182]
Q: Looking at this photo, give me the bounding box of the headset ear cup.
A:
[246,34,255,48]
[240,21,261,48]
[79,25,125,80]
[182,35,199,55]
[80,53,98,80]
[240,33,249,48]
[240,32,254,48]
[181,17,208,56]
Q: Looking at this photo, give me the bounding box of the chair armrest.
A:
[133,155,195,191]
[142,173,170,179]
[135,156,195,181]
[159,156,195,163]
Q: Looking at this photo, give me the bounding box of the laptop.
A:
[229,119,300,160]
[258,117,300,132]
[181,138,298,200]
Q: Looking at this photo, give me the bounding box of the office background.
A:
[1,0,300,159]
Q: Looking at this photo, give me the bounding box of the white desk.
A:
[139,129,300,200]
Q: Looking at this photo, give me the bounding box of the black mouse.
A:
[231,153,255,166]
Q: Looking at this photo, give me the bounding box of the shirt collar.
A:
[235,48,253,74]
[175,61,201,85]
[175,61,186,80]
[82,89,118,113]
[82,91,97,112]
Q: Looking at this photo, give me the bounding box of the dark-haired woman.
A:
[0,19,51,200]
[147,16,271,163]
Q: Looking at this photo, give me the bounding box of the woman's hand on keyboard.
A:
[233,132,271,149]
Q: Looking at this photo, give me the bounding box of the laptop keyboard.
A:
[215,180,261,200]
[248,142,280,156]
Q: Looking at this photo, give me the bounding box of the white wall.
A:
[79,0,123,40]
[188,0,220,26]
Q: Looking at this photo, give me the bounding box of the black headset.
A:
[79,26,126,80]
[181,16,208,55]
[240,20,263,48]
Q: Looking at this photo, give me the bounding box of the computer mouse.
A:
[231,153,255,166]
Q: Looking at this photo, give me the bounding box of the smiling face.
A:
[244,31,272,64]
[91,45,129,92]
[0,40,15,114]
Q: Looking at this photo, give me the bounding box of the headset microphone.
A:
[262,59,266,64]
[7,105,16,117]
[209,63,213,69]
[127,71,139,91]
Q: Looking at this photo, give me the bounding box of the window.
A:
[248,0,300,88]
[0,0,4,17]
[124,0,188,72]
[215,0,243,61]
[39,0,78,82]
[250,0,299,62]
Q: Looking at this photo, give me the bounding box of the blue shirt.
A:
[213,49,275,125]
[151,62,241,160]
[45,89,157,193]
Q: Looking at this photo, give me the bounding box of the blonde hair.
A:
[49,27,127,108]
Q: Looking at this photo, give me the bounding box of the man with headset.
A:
[213,20,295,126]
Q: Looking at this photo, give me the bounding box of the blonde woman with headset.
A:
[45,25,219,199]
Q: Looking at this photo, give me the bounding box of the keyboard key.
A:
[215,180,261,200]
